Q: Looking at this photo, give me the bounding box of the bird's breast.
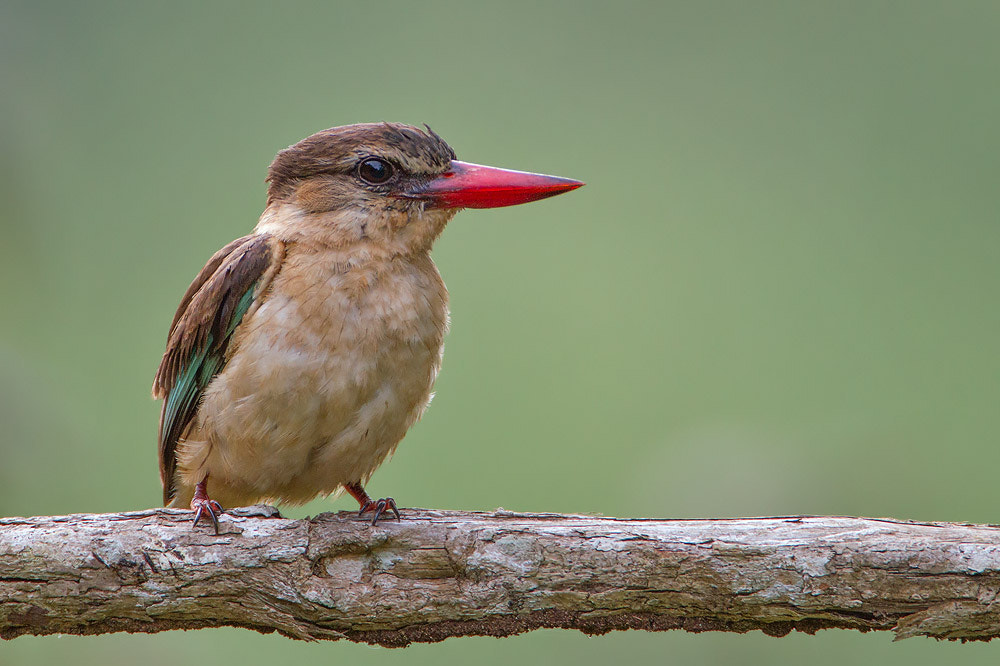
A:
[249,253,448,380]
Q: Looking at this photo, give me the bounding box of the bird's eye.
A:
[357,158,394,185]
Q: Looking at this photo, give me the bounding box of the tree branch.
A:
[2,507,999,644]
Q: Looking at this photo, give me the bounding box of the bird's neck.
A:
[253,202,452,263]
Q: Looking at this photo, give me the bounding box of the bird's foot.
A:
[345,482,401,525]
[191,479,224,534]
[359,497,401,525]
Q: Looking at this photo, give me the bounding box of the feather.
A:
[153,234,280,504]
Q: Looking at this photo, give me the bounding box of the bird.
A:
[152,122,582,531]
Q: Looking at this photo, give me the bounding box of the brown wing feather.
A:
[152,233,283,503]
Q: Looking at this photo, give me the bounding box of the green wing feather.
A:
[159,283,256,472]
[153,235,276,504]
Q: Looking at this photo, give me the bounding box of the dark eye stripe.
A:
[357,158,394,185]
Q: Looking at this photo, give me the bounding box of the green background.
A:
[2,1,999,663]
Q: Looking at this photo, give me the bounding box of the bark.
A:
[2,507,1000,645]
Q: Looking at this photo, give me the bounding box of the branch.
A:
[2,507,999,644]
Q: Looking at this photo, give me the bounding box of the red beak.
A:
[409,160,583,209]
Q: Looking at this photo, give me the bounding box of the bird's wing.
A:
[152,233,284,505]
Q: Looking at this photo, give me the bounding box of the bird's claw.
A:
[359,497,400,525]
[191,497,224,534]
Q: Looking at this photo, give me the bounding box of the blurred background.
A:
[2,0,999,663]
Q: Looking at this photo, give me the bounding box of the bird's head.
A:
[258,123,582,256]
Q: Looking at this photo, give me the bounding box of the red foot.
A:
[345,482,401,525]
[358,497,401,525]
[191,478,224,534]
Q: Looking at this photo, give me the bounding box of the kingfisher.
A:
[152,123,582,531]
